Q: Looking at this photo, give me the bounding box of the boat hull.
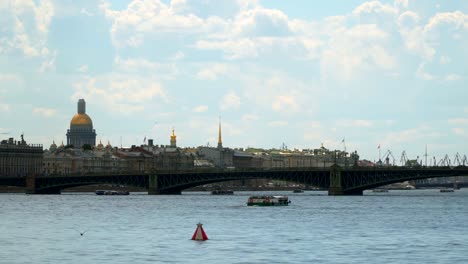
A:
[247,195,290,206]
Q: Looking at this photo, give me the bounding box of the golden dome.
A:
[70,113,93,127]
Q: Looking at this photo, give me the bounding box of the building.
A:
[0,136,43,177]
[66,99,96,147]
[43,141,126,175]
[197,120,234,168]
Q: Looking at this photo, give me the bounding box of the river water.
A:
[1,189,467,264]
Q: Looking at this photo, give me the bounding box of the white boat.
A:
[95,190,129,195]
[440,188,454,193]
[247,195,290,206]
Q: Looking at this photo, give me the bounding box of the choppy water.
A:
[1,189,467,264]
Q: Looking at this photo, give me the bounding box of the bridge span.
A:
[1,166,468,195]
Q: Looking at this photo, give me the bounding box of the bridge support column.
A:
[148,174,160,195]
[25,174,37,194]
[328,165,344,195]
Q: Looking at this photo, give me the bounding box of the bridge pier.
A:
[25,174,37,194]
[148,174,160,195]
[328,165,344,195]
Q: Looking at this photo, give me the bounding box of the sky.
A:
[0,0,468,163]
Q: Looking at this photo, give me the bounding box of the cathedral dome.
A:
[70,113,93,128]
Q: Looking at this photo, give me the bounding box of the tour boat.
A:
[439,188,454,193]
[247,195,290,206]
[211,190,234,195]
[95,190,130,195]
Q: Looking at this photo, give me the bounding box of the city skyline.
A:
[1,0,468,161]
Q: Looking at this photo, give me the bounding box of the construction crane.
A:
[437,154,451,167]
[382,150,396,166]
[453,153,462,166]
[400,151,408,166]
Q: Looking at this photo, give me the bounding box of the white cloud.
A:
[268,120,288,127]
[416,62,435,80]
[452,128,465,136]
[170,51,185,61]
[445,74,461,81]
[73,75,167,114]
[100,0,215,48]
[0,0,54,57]
[77,65,89,73]
[241,114,259,121]
[38,50,56,72]
[80,8,94,16]
[220,91,241,111]
[354,120,373,127]
[33,107,56,117]
[448,118,468,125]
[353,1,397,17]
[196,63,227,80]
[0,104,10,112]
[193,105,208,113]
[439,55,451,65]
[271,95,299,112]
[114,57,179,79]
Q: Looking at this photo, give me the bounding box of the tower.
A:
[217,118,223,149]
[170,128,177,148]
[66,99,97,148]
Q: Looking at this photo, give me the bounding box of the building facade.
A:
[0,136,43,177]
[66,99,96,147]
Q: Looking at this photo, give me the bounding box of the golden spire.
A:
[217,117,223,149]
[171,127,176,140]
[170,127,177,148]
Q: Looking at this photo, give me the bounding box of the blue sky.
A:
[1,0,468,163]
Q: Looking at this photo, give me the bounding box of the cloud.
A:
[452,128,465,136]
[196,63,227,80]
[439,55,451,65]
[193,105,208,113]
[114,57,179,79]
[353,120,373,127]
[445,74,461,81]
[77,65,89,73]
[80,8,94,16]
[242,114,259,121]
[220,91,241,111]
[271,95,299,113]
[0,104,10,112]
[448,118,468,125]
[100,0,215,48]
[33,107,57,117]
[268,120,288,127]
[0,0,54,57]
[73,74,167,114]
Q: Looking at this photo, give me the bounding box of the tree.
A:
[82,144,92,151]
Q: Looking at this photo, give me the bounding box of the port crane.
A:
[382,150,396,166]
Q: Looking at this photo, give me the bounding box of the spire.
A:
[170,127,177,148]
[217,117,223,149]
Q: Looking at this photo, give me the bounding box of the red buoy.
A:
[191,223,208,241]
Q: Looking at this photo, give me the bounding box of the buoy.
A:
[191,223,208,241]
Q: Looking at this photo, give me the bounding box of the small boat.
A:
[247,195,290,206]
[95,190,130,195]
[372,188,389,193]
[211,190,234,195]
[293,189,304,193]
[440,188,454,193]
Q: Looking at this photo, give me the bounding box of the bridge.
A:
[1,165,467,195]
